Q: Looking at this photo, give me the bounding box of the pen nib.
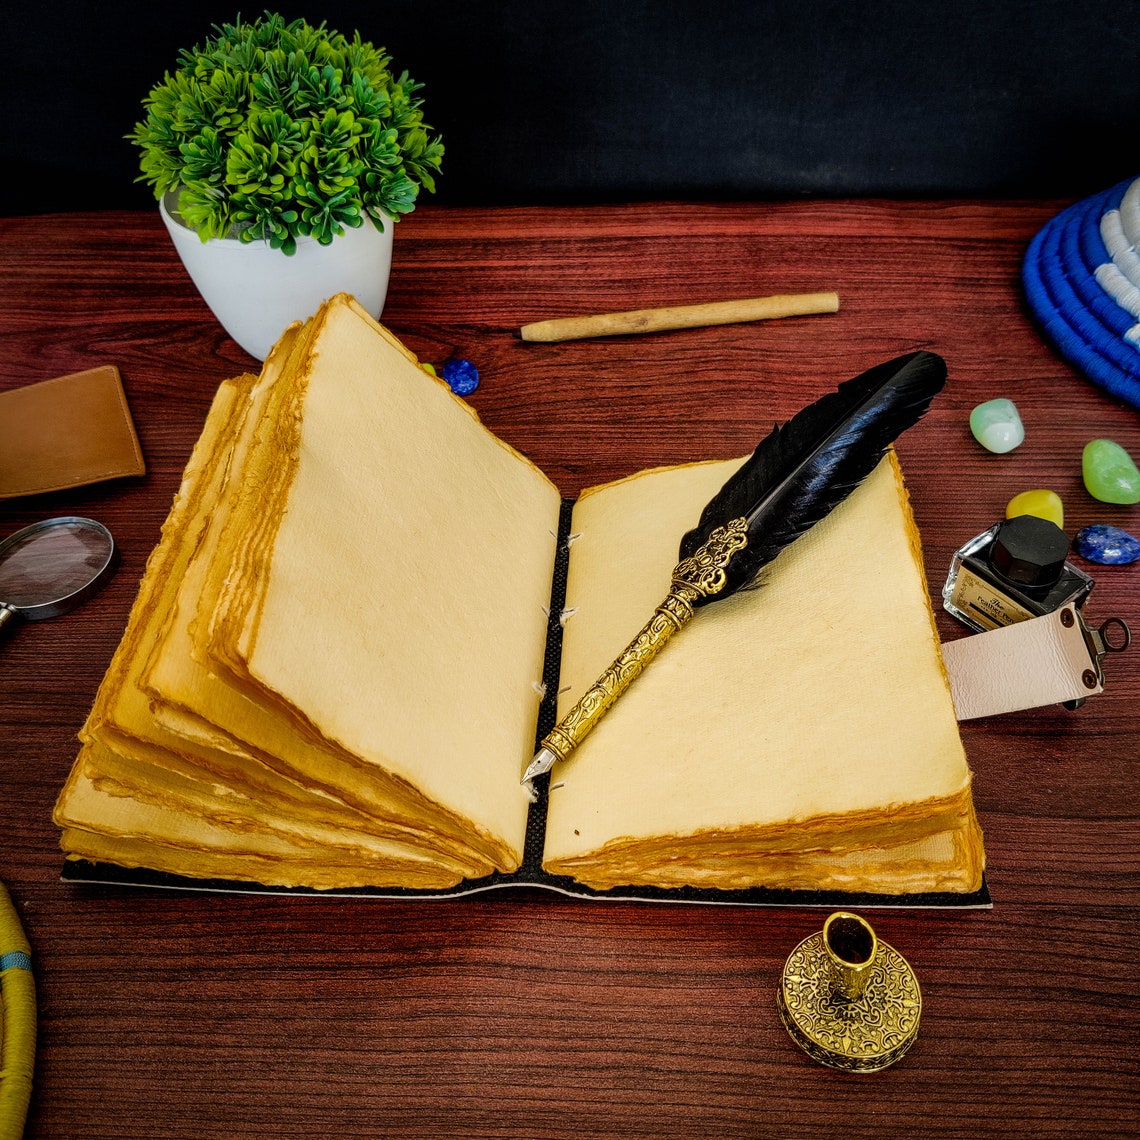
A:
[521,746,558,801]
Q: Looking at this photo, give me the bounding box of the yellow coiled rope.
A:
[0,883,34,1140]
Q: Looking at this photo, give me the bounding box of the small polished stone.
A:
[970,398,1024,453]
[441,357,479,396]
[1074,524,1140,565]
[1006,488,1064,529]
[1082,438,1140,504]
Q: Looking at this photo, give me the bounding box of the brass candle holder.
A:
[777,912,921,1072]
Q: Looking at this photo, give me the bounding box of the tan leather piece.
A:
[0,365,145,498]
[941,606,1102,720]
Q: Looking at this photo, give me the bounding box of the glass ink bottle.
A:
[943,514,1095,634]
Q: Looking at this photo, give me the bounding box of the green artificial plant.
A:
[130,12,443,254]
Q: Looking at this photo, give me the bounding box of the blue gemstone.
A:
[1074,524,1140,565]
[441,357,479,396]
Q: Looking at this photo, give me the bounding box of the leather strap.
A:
[941,606,1102,720]
[0,365,145,499]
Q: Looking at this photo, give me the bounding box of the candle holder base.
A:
[777,916,921,1073]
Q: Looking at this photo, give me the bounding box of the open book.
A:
[54,295,985,903]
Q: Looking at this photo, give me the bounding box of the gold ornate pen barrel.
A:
[541,584,699,764]
[521,518,748,792]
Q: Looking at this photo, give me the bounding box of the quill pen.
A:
[522,350,947,797]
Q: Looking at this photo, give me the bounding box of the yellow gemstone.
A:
[1006,489,1064,529]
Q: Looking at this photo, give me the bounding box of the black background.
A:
[3,0,1139,215]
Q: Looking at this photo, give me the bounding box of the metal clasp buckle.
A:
[1063,609,1131,709]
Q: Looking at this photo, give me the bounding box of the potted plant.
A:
[130,12,444,359]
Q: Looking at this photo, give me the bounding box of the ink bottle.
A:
[943,514,1095,634]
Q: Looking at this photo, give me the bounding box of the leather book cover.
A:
[0,365,145,499]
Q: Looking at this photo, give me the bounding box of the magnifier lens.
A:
[0,518,117,619]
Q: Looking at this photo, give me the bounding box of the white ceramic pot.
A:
[159,191,394,360]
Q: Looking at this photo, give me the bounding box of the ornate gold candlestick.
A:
[777,912,921,1072]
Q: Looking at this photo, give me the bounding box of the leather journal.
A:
[56,297,991,909]
[52,299,1123,909]
[0,366,145,499]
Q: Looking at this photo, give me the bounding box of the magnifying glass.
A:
[0,517,118,636]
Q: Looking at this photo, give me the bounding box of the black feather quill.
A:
[523,350,946,788]
[678,350,946,605]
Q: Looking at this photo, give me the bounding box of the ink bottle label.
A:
[946,564,1037,631]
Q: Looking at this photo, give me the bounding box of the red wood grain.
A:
[0,202,1137,1139]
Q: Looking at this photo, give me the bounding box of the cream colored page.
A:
[137,341,356,797]
[245,305,560,859]
[543,456,968,861]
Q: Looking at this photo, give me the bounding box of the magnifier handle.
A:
[0,604,20,636]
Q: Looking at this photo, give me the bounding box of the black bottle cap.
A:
[990,515,1069,587]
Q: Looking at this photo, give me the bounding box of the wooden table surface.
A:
[1,201,1137,1138]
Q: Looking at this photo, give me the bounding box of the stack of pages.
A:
[55,295,985,899]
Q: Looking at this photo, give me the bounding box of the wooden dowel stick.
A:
[518,291,839,343]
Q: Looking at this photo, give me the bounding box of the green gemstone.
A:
[969,398,1024,453]
[1082,438,1140,504]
